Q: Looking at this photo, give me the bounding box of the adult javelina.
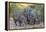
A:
[13,15,27,27]
[23,7,36,25]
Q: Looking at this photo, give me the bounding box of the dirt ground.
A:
[8,17,44,30]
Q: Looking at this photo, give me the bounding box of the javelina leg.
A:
[19,20,22,27]
[27,19,30,24]
[15,20,17,26]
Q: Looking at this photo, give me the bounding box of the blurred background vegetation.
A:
[9,3,44,21]
[9,3,44,16]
